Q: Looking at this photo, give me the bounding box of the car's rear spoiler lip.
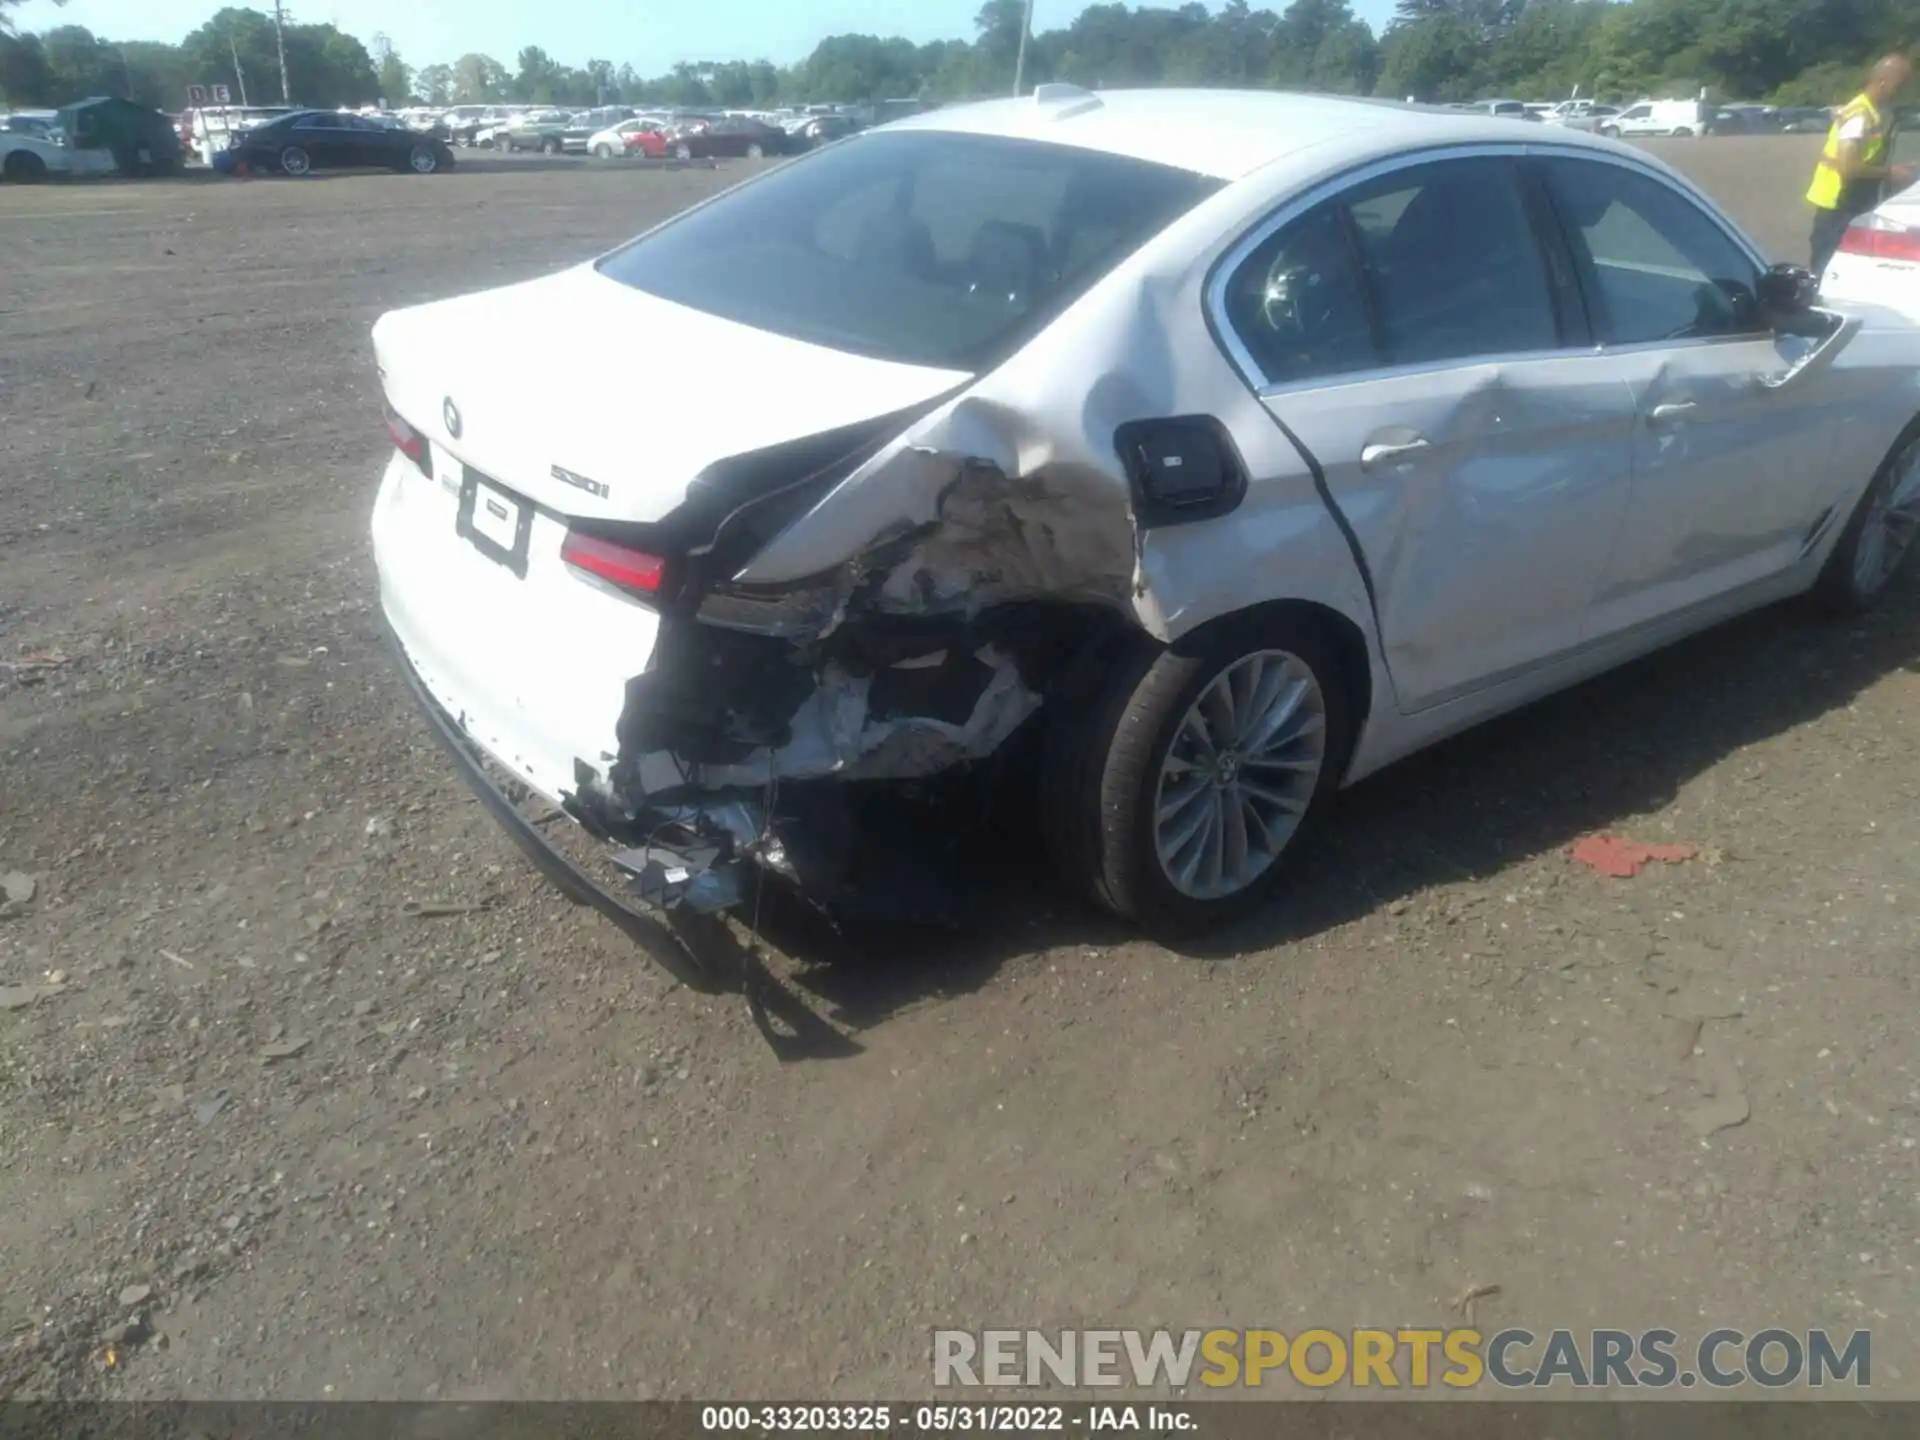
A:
[381,620,724,993]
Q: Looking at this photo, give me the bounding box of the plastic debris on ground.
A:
[1569,834,1699,879]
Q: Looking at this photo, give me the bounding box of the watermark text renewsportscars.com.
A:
[933,1328,1871,1390]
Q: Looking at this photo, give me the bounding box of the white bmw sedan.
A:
[370,88,1920,986]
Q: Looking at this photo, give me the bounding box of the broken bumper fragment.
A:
[384,622,736,992]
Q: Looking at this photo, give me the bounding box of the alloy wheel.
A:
[1854,442,1920,595]
[1152,649,1328,901]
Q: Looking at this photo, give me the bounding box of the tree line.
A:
[7,0,1920,117]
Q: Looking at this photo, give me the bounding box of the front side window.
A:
[598,130,1220,371]
[1221,155,1559,386]
[1539,158,1763,344]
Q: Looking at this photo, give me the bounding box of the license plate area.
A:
[456,468,534,579]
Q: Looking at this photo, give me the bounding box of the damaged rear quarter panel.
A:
[733,250,1377,652]
[657,164,1388,797]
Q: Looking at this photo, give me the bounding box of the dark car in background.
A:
[796,112,863,148]
[232,110,455,175]
[667,116,792,160]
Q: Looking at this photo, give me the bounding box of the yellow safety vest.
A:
[1808,93,1890,209]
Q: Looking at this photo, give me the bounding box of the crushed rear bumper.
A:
[383,621,727,993]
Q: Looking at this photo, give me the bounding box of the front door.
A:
[1212,153,1639,711]
[1534,156,1842,637]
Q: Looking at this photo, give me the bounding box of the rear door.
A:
[1212,151,1640,711]
[291,112,348,166]
[1536,154,1840,636]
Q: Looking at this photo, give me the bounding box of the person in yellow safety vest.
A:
[1809,54,1916,276]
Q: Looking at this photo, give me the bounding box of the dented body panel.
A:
[1259,356,1639,713]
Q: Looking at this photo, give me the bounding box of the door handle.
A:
[1648,400,1698,424]
[1360,437,1431,469]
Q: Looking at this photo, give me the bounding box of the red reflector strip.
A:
[561,532,666,594]
[384,406,431,474]
[1839,219,1920,262]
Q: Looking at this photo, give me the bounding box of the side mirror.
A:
[1758,262,1819,317]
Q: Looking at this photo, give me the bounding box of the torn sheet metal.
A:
[731,396,1138,622]
[677,645,1041,788]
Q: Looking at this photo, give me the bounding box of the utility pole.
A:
[272,0,291,104]
[228,33,251,106]
[1011,0,1036,96]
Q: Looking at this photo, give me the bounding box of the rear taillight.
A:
[561,531,667,598]
[1839,214,1920,263]
[384,405,430,475]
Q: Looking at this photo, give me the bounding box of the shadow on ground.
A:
[734,585,1920,1052]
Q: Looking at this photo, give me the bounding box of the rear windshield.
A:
[596,130,1221,371]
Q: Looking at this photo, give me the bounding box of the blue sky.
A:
[12,0,1402,72]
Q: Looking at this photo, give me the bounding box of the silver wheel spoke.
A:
[1161,785,1215,859]
[1200,794,1226,893]
[1238,774,1309,814]
[1157,776,1211,827]
[1241,677,1309,753]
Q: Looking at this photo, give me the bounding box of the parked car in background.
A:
[1472,98,1539,121]
[666,116,792,159]
[501,110,573,154]
[1819,179,1920,317]
[449,106,520,147]
[1601,99,1711,137]
[1542,100,1621,132]
[230,109,455,175]
[1,116,115,180]
[1779,107,1835,133]
[1710,103,1779,135]
[589,117,665,158]
[625,125,672,159]
[3,109,59,138]
[795,112,863,147]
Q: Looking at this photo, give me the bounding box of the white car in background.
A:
[1600,99,1711,137]
[587,118,663,158]
[1819,182,1920,320]
[1,112,114,180]
[1543,100,1621,132]
[370,87,1920,988]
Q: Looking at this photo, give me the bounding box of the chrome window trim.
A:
[1206,141,1772,396]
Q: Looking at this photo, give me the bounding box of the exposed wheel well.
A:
[1169,599,1375,750]
[1022,597,1374,767]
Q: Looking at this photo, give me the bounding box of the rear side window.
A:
[598,130,1220,370]
[1220,205,1377,385]
[1539,158,1764,344]
[1221,155,1559,385]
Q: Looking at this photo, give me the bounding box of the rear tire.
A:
[1600,125,1621,138]
[593,142,613,159]
[541,137,561,156]
[1041,617,1352,936]
[746,142,764,159]
[1812,420,1920,614]
[2,149,48,182]
[674,141,692,160]
[1672,126,1694,137]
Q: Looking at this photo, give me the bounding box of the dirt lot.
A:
[5,136,1920,1401]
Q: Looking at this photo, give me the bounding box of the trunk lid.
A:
[372,265,971,524]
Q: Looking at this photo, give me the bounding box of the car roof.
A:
[886,87,1619,181]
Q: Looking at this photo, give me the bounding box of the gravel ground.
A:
[5,137,1920,1401]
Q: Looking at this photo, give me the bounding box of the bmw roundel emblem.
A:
[442,397,462,439]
